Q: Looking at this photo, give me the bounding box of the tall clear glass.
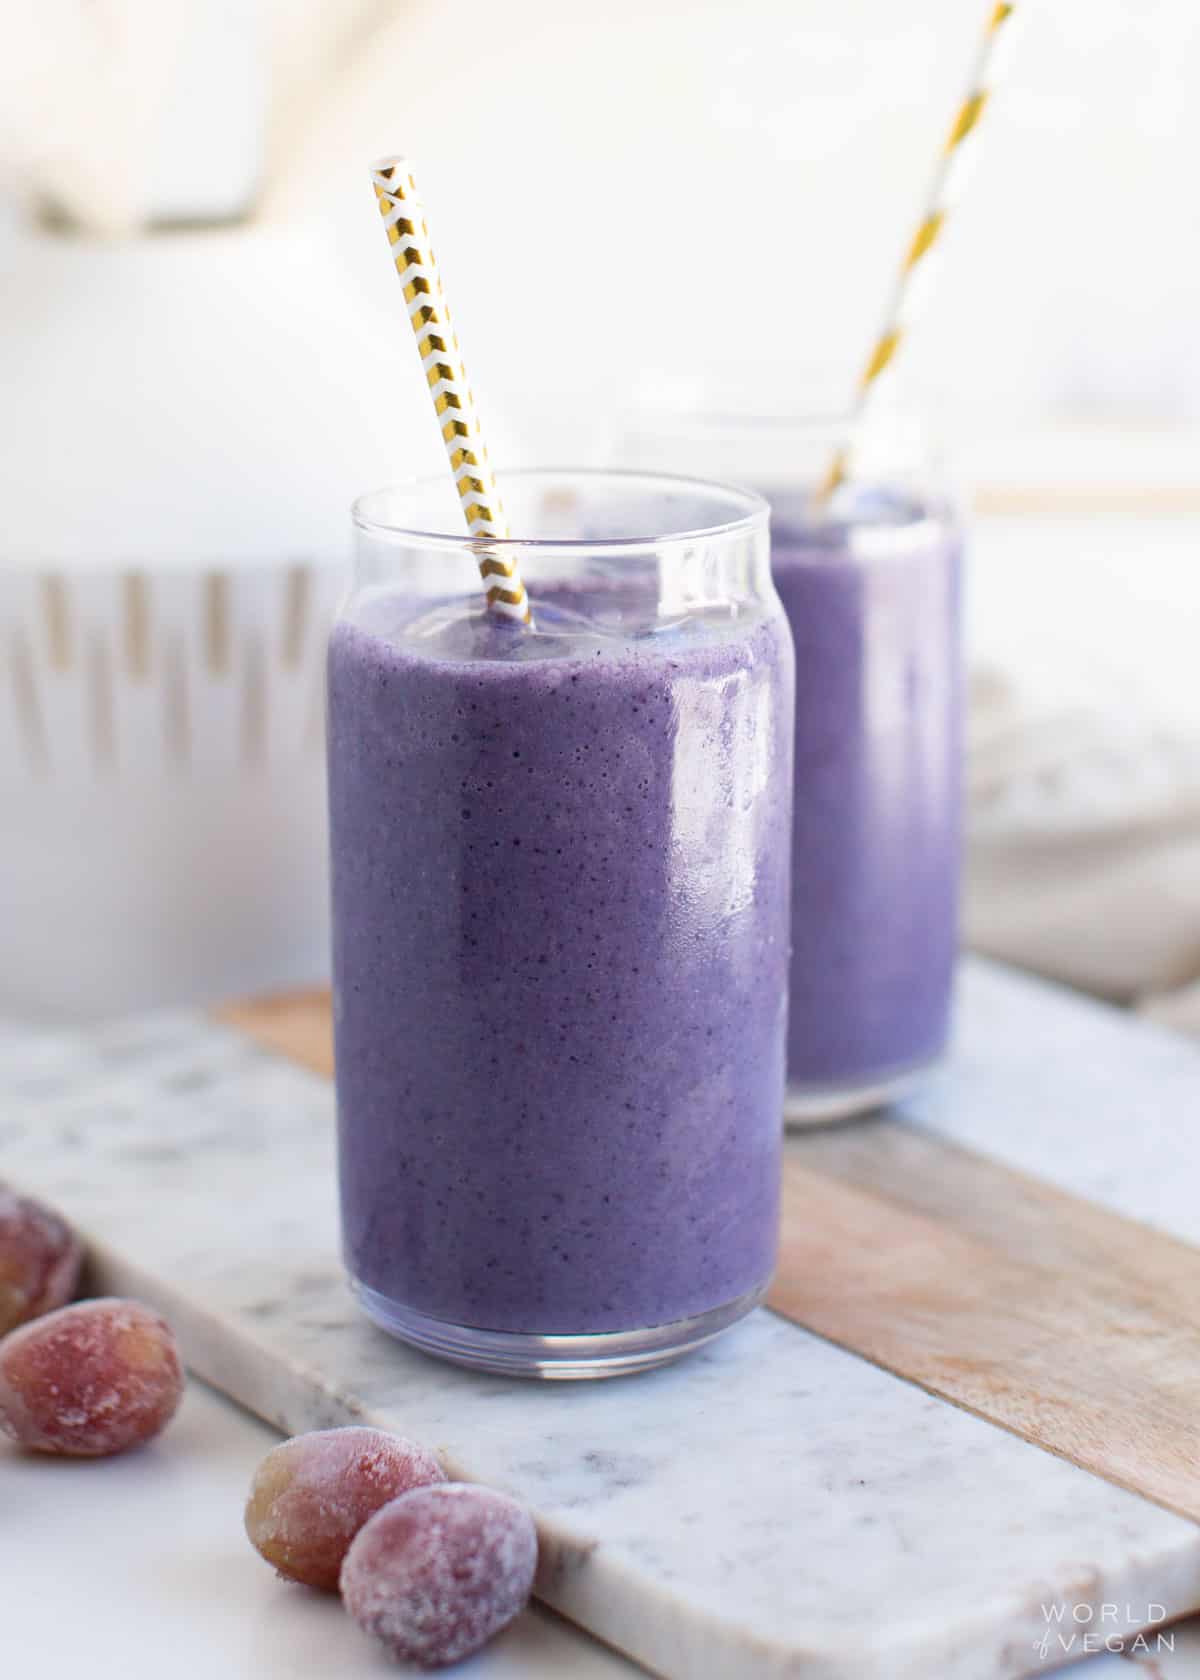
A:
[621,410,964,1125]
[326,470,793,1377]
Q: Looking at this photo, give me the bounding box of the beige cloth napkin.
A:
[966,660,1200,1036]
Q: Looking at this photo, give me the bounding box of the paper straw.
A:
[370,157,531,624]
[816,1,1021,502]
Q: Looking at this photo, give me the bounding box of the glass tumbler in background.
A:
[621,408,964,1125]
[326,470,794,1377]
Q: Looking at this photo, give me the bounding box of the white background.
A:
[275,0,1200,458]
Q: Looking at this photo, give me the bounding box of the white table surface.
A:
[5,1371,1197,1680]
[5,1375,636,1680]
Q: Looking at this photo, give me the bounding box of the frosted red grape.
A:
[340,1483,538,1669]
[0,1297,184,1456]
[245,1427,447,1591]
[0,1185,83,1336]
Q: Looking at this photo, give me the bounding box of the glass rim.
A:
[351,467,770,555]
[621,378,940,455]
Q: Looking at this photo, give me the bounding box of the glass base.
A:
[785,1054,939,1129]
[350,1279,768,1380]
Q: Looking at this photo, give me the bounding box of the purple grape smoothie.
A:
[326,587,792,1338]
[769,489,962,1096]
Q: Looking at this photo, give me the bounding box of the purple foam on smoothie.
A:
[327,589,792,1335]
[769,488,962,1090]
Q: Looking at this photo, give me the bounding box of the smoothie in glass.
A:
[770,486,962,1117]
[619,408,964,1123]
[327,472,793,1376]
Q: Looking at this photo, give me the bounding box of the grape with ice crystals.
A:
[0,1186,82,1336]
[245,1427,446,1591]
[0,1297,184,1456]
[340,1482,538,1668]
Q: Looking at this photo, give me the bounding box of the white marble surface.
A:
[913,963,1200,1244]
[4,959,1200,1680]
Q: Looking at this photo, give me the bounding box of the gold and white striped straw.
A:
[816,1,1021,502]
[370,157,531,624]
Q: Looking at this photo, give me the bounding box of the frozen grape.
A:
[0,1186,83,1336]
[340,1483,538,1669]
[0,1297,184,1456]
[245,1427,446,1591]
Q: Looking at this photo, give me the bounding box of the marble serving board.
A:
[5,961,1200,1680]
